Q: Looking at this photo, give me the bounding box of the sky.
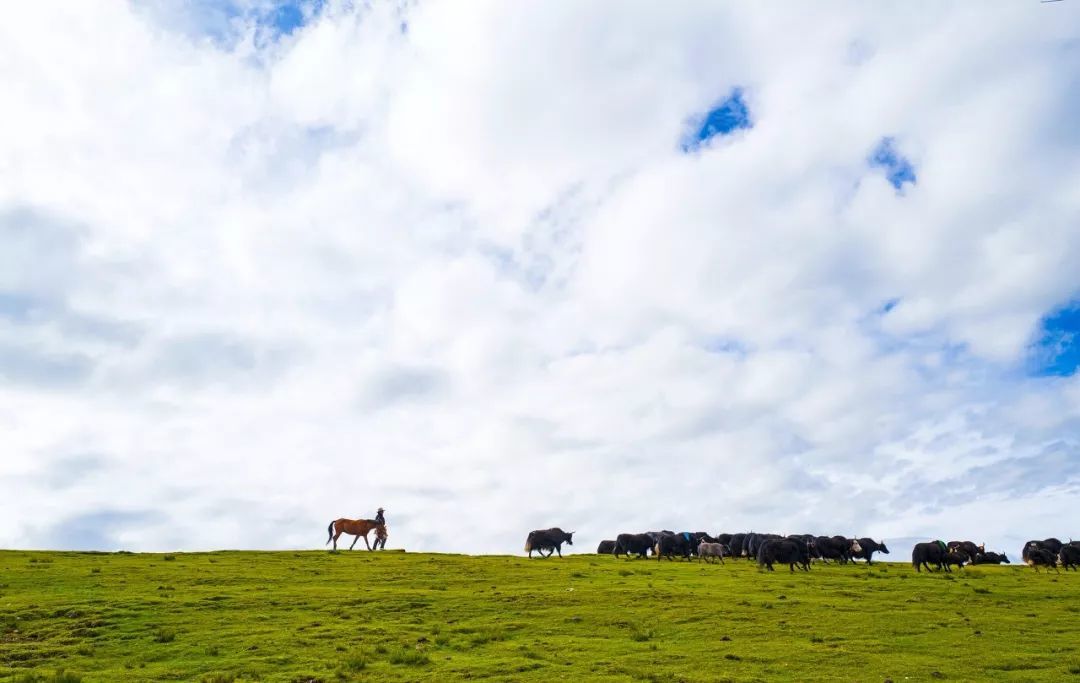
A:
[2,1,1080,560]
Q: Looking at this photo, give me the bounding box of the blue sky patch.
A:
[869,137,916,190]
[181,0,324,43]
[681,88,751,153]
[265,0,324,36]
[1030,302,1080,377]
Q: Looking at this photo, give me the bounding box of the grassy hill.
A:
[1,549,1078,682]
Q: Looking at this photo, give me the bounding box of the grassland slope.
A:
[1,550,1078,682]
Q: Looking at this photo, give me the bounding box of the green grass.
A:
[0,550,1078,681]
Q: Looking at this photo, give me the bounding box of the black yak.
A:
[912,540,949,572]
[1058,544,1080,571]
[1023,538,1064,561]
[947,541,984,561]
[972,551,1010,565]
[524,528,574,558]
[1025,545,1059,573]
[943,551,969,571]
[654,532,694,561]
[613,533,653,559]
[852,538,890,565]
[757,538,811,572]
[816,536,862,564]
[728,533,748,558]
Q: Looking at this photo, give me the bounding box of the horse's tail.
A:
[326,520,335,545]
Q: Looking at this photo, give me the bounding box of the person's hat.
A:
[377,507,385,512]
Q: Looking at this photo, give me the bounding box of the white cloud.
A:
[1,0,1079,557]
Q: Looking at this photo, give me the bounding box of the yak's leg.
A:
[556,545,563,558]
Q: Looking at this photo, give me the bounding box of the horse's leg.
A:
[332,531,341,551]
[363,532,372,551]
[349,534,359,550]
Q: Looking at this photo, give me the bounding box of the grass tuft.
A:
[153,627,176,643]
[629,624,658,642]
[387,647,430,666]
[342,652,367,672]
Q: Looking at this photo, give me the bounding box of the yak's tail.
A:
[524,533,533,553]
[326,520,335,545]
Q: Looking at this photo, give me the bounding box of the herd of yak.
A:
[523,528,1080,573]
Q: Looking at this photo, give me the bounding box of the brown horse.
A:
[327,518,388,551]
